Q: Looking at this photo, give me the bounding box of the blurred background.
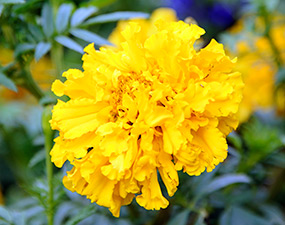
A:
[0,0,284,224]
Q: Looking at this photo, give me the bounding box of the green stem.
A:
[22,65,45,100]
[49,0,64,79]
[42,106,54,225]
[51,42,64,79]
[262,8,283,67]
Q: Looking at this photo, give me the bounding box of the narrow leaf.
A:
[201,174,251,195]
[70,6,98,27]
[70,28,112,46]
[167,209,190,225]
[220,206,268,225]
[0,206,12,223]
[0,0,25,4]
[14,43,35,57]
[65,204,97,225]
[35,42,51,61]
[0,5,4,16]
[28,149,45,168]
[56,3,73,33]
[41,3,54,38]
[83,11,149,26]
[0,72,17,92]
[55,35,83,53]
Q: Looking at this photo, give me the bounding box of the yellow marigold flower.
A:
[50,12,243,217]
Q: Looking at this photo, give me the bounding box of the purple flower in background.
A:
[163,0,243,39]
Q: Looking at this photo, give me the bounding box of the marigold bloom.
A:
[50,9,243,217]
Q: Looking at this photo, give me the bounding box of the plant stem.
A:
[22,65,44,100]
[51,42,64,79]
[42,106,54,225]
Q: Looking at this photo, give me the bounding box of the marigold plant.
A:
[50,9,243,217]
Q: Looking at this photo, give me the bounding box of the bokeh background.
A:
[0,0,284,224]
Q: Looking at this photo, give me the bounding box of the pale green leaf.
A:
[83,11,149,26]
[55,35,83,53]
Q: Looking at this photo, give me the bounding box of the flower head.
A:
[50,9,243,217]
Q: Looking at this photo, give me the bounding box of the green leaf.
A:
[200,174,251,195]
[34,42,51,61]
[28,149,45,168]
[0,72,17,92]
[167,209,190,225]
[0,5,4,16]
[83,11,149,26]
[14,43,35,57]
[65,204,97,225]
[87,0,116,8]
[220,206,268,225]
[70,28,112,46]
[28,24,45,42]
[41,3,54,38]
[55,35,83,53]
[56,3,73,33]
[70,6,98,27]
[0,0,25,4]
[0,206,12,224]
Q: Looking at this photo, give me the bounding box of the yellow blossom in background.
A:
[227,15,285,122]
[50,9,243,217]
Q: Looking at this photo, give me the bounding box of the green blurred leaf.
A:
[70,6,98,27]
[56,3,73,33]
[167,209,190,225]
[34,42,51,61]
[28,149,45,168]
[259,205,285,225]
[28,24,45,42]
[0,72,17,92]
[199,174,251,195]
[55,35,83,53]
[87,0,116,8]
[0,206,12,224]
[276,67,285,85]
[0,5,4,16]
[41,3,54,38]
[14,43,35,57]
[65,204,97,225]
[0,0,25,4]
[220,206,268,225]
[70,28,112,46]
[83,11,149,26]
[227,132,242,150]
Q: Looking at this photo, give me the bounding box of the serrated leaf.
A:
[56,3,73,33]
[70,28,112,46]
[55,35,83,53]
[34,42,51,61]
[167,209,190,225]
[0,72,17,92]
[41,3,54,38]
[65,204,97,225]
[83,11,149,26]
[200,174,251,195]
[70,6,98,27]
[28,149,45,168]
[220,206,268,225]
[0,206,12,223]
[0,0,25,4]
